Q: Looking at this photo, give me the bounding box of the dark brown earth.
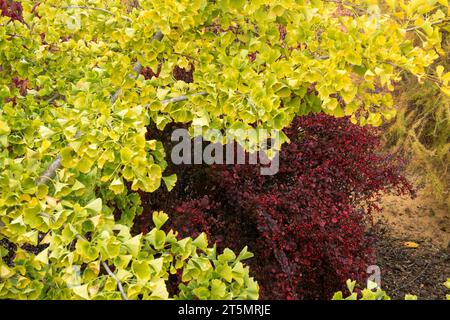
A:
[371,220,450,299]
[371,183,450,300]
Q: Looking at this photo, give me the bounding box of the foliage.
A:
[0,210,258,299]
[1,0,450,300]
[332,280,392,300]
[383,34,450,208]
[445,278,450,300]
[157,113,413,300]
[0,0,23,23]
[332,278,450,300]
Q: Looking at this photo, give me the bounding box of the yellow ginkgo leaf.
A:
[404,241,420,248]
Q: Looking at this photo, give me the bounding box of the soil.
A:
[372,188,450,299]
[376,189,450,249]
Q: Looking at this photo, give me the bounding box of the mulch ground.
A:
[371,222,450,300]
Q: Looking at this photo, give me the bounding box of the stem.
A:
[160,91,208,105]
[101,260,129,300]
[36,154,62,186]
[405,19,450,32]
[37,30,164,186]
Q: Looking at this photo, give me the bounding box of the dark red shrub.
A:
[140,63,194,83]
[12,77,28,96]
[173,65,194,83]
[137,113,413,299]
[0,0,24,22]
[141,63,162,80]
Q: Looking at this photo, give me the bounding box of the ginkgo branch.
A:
[74,233,129,300]
[111,30,163,104]
[405,19,450,32]
[36,154,62,186]
[101,260,129,300]
[37,30,164,186]
[160,91,208,105]
[36,91,207,186]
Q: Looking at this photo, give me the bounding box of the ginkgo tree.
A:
[0,0,450,299]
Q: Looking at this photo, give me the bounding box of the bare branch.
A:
[151,29,164,42]
[405,19,450,32]
[160,91,208,105]
[36,155,61,186]
[37,30,164,186]
[36,29,206,187]
[111,29,163,104]
[45,93,62,104]
[110,88,123,105]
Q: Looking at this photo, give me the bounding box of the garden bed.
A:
[372,221,450,300]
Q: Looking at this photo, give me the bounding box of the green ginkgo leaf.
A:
[85,198,102,213]
[132,260,151,281]
[152,211,169,229]
[109,177,124,194]
[72,285,90,300]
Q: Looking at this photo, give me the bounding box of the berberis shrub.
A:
[144,113,413,299]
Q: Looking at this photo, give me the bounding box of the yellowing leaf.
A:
[0,264,15,279]
[152,211,169,229]
[85,198,102,213]
[39,126,55,139]
[123,234,142,257]
[436,65,445,78]
[149,258,164,275]
[404,241,419,248]
[76,157,94,173]
[162,174,177,191]
[72,284,90,300]
[35,248,49,265]
[109,177,125,194]
[0,120,11,135]
[193,233,208,251]
[132,260,151,281]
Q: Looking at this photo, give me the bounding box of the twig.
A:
[36,155,62,185]
[151,29,164,42]
[160,91,208,105]
[73,235,128,299]
[101,260,129,300]
[110,30,163,104]
[405,19,450,32]
[46,93,62,104]
[393,261,431,292]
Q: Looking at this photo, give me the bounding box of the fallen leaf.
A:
[404,241,419,248]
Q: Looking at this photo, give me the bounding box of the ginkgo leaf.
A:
[85,198,103,213]
[162,174,177,191]
[404,241,419,248]
[109,178,125,194]
[72,285,90,300]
